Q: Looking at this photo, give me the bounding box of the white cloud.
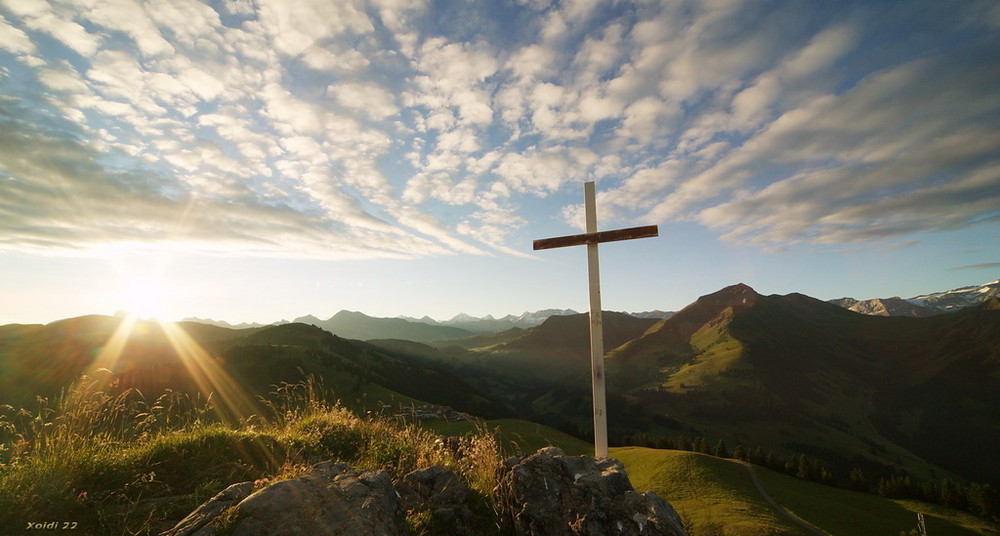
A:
[224,0,256,16]
[329,82,399,120]
[408,38,498,127]
[1,0,102,57]
[494,146,599,196]
[689,49,1000,246]
[393,206,486,255]
[301,46,370,73]
[0,13,36,55]
[256,0,373,58]
[76,0,174,57]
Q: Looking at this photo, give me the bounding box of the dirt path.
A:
[735,461,832,536]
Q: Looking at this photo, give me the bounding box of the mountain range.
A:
[601,283,1000,485]
[3,278,999,492]
[185,308,675,338]
[176,278,998,339]
[828,279,1000,317]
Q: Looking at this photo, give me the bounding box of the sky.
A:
[1,0,998,326]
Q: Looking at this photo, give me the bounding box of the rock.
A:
[499,447,687,536]
[161,482,255,536]
[159,462,406,536]
[164,449,688,536]
[397,466,476,535]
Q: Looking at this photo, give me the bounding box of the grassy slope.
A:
[0,380,505,536]
[612,447,1000,536]
[614,447,810,535]
[420,418,593,457]
[605,293,1000,485]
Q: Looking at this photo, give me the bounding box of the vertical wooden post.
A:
[584,181,608,458]
[532,182,658,459]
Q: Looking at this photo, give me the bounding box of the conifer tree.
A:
[967,482,999,521]
[796,454,813,480]
[849,467,869,492]
[920,480,938,502]
[713,439,729,458]
[940,478,967,509]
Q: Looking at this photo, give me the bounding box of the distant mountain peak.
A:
[332,310,369,318]
[292,314,325,325]
[700,283,760,307]
[618,283,760,350]
[723,282,757,294]
[830,278,1000,316]
[448,313,480,323]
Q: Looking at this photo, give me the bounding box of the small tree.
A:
[940,478,967,509]
[796,454,813,480]
[849,467,869,492]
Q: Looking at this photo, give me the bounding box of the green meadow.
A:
[612,446,1000,536]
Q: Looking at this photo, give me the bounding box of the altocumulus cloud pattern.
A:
[0,0,998,259]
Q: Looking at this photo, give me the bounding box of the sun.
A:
[117,273,168,320]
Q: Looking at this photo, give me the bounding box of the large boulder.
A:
[499,447,687,536]
[160,461,406,536]
[161,481,255,536]
[396,465,477,535]
[163,448,688,536]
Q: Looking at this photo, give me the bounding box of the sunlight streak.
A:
[160,321,261,423]
[81,314,138,392]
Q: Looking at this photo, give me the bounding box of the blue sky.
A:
[1,0,998,325]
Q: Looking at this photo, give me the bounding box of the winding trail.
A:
[734,460,832,536]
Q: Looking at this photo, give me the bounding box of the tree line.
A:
[622,433,1000,523]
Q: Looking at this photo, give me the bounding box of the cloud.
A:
[494,146,599,196]
[0,98,434,260]
[0,13,36,56]
[78,0,174,57]
[1,0,102,57]
[949,263,1000,271]
[328,82,399,120]
[407,38,498,127]
[689,44,1000,246]
[256,0,373,58]
[0,0,997,263]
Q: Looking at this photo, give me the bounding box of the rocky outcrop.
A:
[828,297,937,317]
[161,462,406,536]
[161,481,255,536]
[499,447,687,536]
[396,465,477,535]
[161,448,687,536]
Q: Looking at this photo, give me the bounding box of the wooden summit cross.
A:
[533,181,658,458]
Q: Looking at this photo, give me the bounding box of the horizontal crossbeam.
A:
[532,225,659,250]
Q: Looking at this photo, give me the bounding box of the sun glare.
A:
[118,273,168,320]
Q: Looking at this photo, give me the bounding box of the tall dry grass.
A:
[0,374,505,535]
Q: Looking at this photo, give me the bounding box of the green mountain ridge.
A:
[460,311,659,381]
[0,318,507,421]
[607,284,1000,486]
